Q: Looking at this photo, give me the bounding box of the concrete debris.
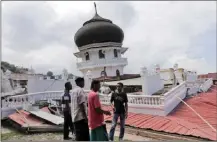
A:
[7,107,63,133]
[29,110,64,125]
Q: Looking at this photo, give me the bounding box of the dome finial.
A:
[94,2,98,15]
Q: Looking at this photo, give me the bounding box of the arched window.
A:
[99,50,105,59]
[85,52,90,60]
[101,67,107,77]
[114,49,118,58]
[101,71,105,77]
[116,69,120,77]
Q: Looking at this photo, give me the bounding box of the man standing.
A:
[109,82,128,141]
[88,80,111,141]
[62,82,74,140]
[71,77,89,141]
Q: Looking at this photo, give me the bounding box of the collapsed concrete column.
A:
[155,64,160,74]
[84,70,92,90]
[140,67,149,95]
[62,69,69,83]
[173,63,178,70]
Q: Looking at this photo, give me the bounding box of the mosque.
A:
[73,3,195,93]
[1,3,216,141]
[74,3,131,80]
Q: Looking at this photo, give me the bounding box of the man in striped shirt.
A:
[62,82,74,140]
[71,77,89,141]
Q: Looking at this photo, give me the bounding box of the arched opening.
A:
[85,52,90,60]
[116,69,120,77]
[101,71,105,77]
[99,50,105,59]
[114,49,118,58]
[101,67,107,77]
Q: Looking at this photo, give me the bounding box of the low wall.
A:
[163,82,187,115]
[160,71,174,85]
[200,78,213,92]
[27,79,76,93]
[146,74,164,95]
[186,73,197,82]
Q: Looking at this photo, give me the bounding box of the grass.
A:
[1,130,132,141]
[1,131,23,140]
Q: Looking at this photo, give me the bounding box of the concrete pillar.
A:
[155,64,160,74]
[62,69,68,83]
[140,67,150,95]
[85,70,92,90]
[173,63,178,70]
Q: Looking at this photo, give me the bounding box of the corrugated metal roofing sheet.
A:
[29,110,64,125]
[8,108,52,127]
[102,85,217,140]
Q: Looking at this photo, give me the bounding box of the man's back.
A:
[71,87,87,122]
[88,90,104,130]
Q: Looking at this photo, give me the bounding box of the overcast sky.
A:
[2,1,216,76]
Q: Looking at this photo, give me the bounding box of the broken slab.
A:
[29,110,64,125]
[7,107,63,133]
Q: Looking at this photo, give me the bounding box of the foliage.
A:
[46,71,53,77]
[1,61,28,73]
[68,73,74,79]
[1,131,23,140]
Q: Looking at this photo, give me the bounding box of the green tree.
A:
[68,73,74,79]
[47,71,53,77]
[1,61,26,73]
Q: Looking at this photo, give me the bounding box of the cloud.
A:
[97,1,137,30]
[123,1,216,74]
[2,1,216,75]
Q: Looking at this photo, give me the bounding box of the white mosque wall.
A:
[160,70,174,85]
[186,72,197,82]
[146,74,164,95]
[80,48,122,62]
[27,79,76,93]
[78,47,126,79]
[141,68,164,96]
[174,69,184,84]
[1,69,13,93]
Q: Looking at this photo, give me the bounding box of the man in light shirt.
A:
[71,77,89,141]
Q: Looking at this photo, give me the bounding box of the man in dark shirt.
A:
[109,82,128,141]
[62,82,74,140]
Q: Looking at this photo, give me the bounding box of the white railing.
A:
[200,78,213,92]
[2,90,165,108]
[77,58,127,69]
[98,94,164,106]
[2,91,64,108]
[128,95,164,106]
[100,94,164,107]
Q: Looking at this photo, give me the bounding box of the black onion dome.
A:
[74,13,124,48]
